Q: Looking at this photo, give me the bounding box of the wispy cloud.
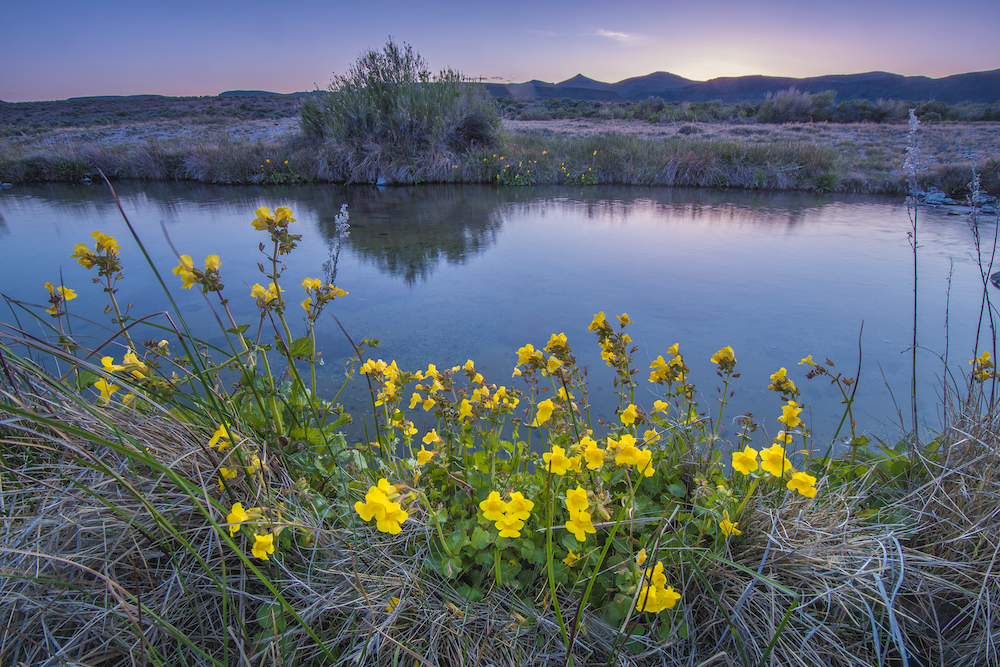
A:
[593,29,636,42]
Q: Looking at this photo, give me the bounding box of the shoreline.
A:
[2,115,999,195]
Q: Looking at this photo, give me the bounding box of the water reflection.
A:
[1,182,991,449]
[316,186,506,285]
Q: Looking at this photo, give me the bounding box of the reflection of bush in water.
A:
[315,185,506,285]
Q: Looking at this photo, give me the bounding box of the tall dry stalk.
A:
[905,109,920,442]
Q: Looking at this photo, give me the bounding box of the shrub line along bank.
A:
[2,128,998,195]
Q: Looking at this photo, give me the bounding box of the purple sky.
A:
[4,0,999,102]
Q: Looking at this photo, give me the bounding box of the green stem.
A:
[258,346,284,433]
[105,278,135,349]
[545,473,569,649]
[711,372,732,445]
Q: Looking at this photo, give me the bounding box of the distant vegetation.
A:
[498,90,1000,124]
[2,42,999,194]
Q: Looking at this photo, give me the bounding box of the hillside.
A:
[486,69,1000,104]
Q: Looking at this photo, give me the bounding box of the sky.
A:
[4,0,999,102]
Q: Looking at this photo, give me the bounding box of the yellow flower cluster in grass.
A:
[563,486,596,542]
[636,561,681,613]
[480,491,534,538]
[355,478,409,534]
[225,502,273,559]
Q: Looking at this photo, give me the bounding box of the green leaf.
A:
[447,529,470,552]
[561,534,579,551]
[75,369,101,391]
[667,482,687,499]
[226,324,250,334]
[470,526,493,550]
[289,337,314,359]
[256,603,287,632]
[442,555,463,579]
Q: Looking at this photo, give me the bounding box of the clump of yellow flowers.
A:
[355,479,409,534]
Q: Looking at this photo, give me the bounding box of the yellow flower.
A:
[70,242,96,268]
[252,533,275,560]
[774,430,794,444]
[799,355,818,367]
[531,399,555,427]
[778,401,803,429]
[385,596,400,612]
[545,332,568,351]
[613,435,654,474]
[620,403,638,425]
[505,492,534,521]
[636,548,647,565]
[768,367,800,395]
[91,230,120,253]
[458,399,473,420]
[93,378,119,404]
[301,296,312,313]
[617,312,631,327]
[495,514,525,538]
[226,502,250,535]
[588,311,609,332]
[759,444,792,477]
[719,518,741,537]
[219,466,238,481]
[172,255,197,289]
[377,501,409,534]
[417,446,435,465]
[122,349,146,378]
[653,399,669,414]
[565,486,589,515]
[732,446,759,475]
[208,424,233,451]
[787,471,818,498]
[710,345,736,368]
[565,510,596,542]
[636,561,681,613]
[542,445,572,475]
[614,434,642,466]
[543,356,563,376]
[582,436,606,470]
[562,549,580,566]
[101,356,126,373]
[643,429,660,445]
[479,491,508,522]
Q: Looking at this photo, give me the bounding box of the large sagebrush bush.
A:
[301,39,501,159]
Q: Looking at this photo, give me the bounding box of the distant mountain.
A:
[485,69,1000,104]
[68,94,166,100]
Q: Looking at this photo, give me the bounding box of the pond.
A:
[1,182,993,450]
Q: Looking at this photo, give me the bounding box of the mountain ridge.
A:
[486,69,1000,104]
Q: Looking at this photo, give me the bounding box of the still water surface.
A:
[1,182,993,448]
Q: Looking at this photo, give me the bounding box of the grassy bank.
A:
[2,172,1000,664]
[3,120,999,195]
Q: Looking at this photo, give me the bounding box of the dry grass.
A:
[2,343,999,667]
[3,117,997,194]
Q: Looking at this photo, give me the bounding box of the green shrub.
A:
[301,39,501,159]
[756,88,835,123]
